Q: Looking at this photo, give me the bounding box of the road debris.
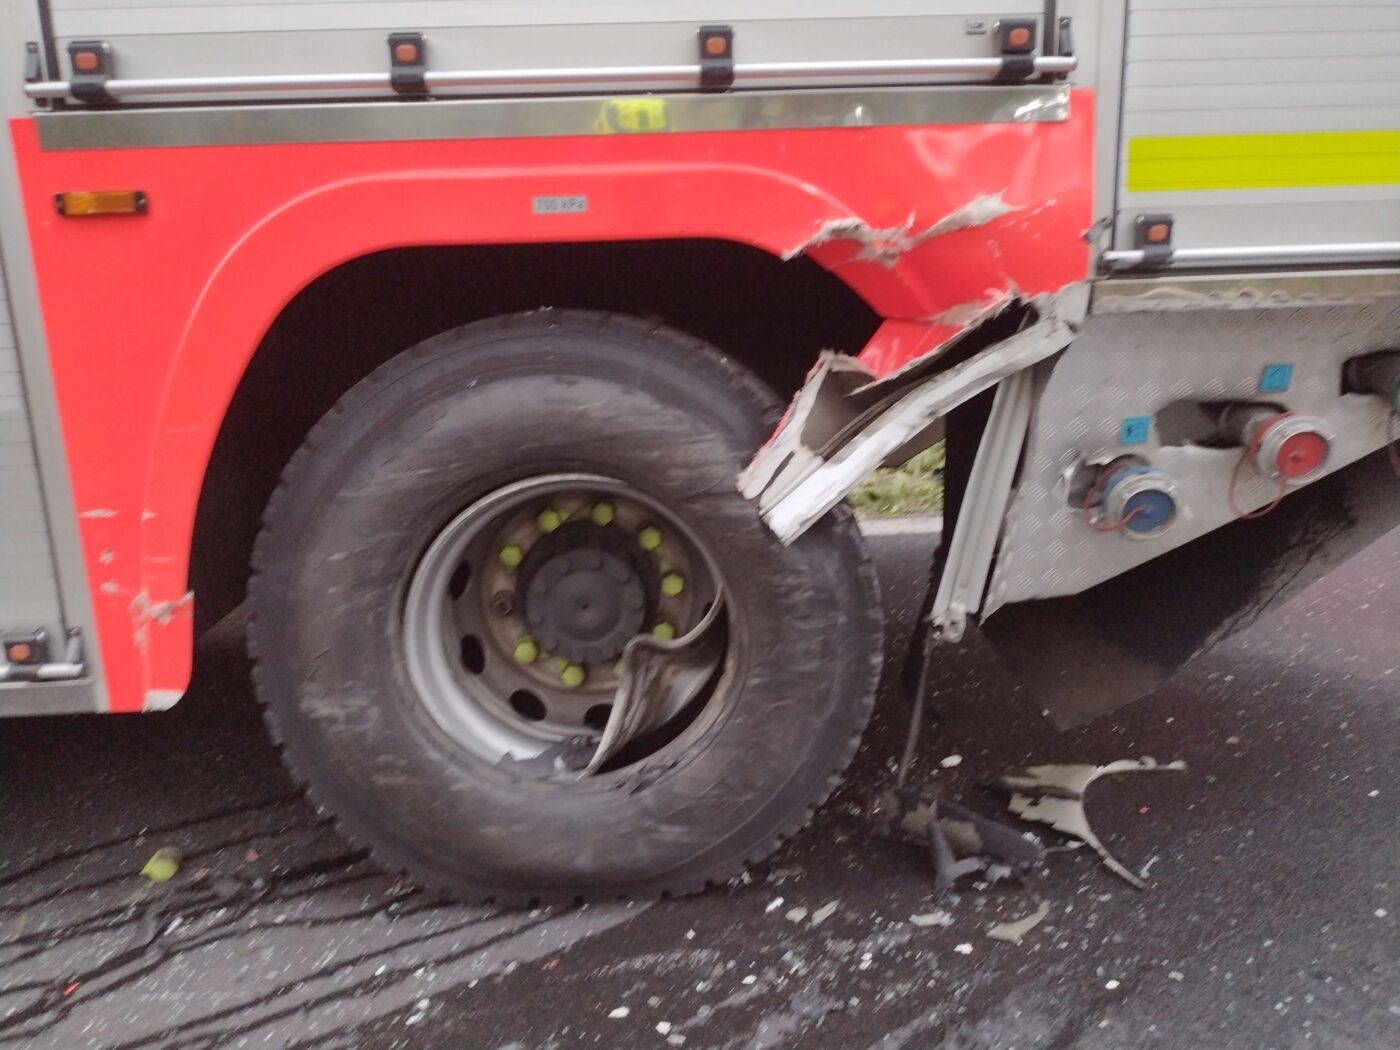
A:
[953,943,974,955]
[881,789,1046,894]
[1105,979,1121,990]
[139,846,181,883]
[810,901,840,926]
[785,907,809,923]
[608,1006,630,1019]
[999,757,1187,889]
[940,754,964,768]
[909,910,954,928]
[986,901,1051,946]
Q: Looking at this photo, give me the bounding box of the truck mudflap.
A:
[983,450,1400,727]
[740,285,1090,544]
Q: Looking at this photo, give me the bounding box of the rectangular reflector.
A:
[55,190,148,216]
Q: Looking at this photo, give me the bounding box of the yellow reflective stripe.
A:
[1127,131,1400,192]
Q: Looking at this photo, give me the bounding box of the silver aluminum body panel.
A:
[1111,0,1400,257]
[0,3,103,715]
[38,0,1052,103]
[34,84,1072,151]
[987,289,1400,612]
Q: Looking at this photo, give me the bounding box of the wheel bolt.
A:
[661,572,686,597]
[538,508,566,533]
[513,636,539,664]
[591,502,616,525]
[560,663,586,688]
[651,622,676,641]
[499,543,524,570]
[490,590,516,616]
[612,659,624,677]
[639,526,663,552]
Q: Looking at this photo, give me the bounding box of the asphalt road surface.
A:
[2,523,1397,1050]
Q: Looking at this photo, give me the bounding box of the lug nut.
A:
[661,572,686,597]
[538,508,566,533]
[612,659,624,677]
[651,622,676,641]
[489,590,516,616]
[560,663,586,688]
[591,502,616,525]
[513,636,539,664]
[499,543,524,570]
[639,526,663,552]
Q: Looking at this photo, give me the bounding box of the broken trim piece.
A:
[741,285,1088,544]
[1000,757,1187,888]
[783,195,1018,268]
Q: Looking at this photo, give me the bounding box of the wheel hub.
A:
[520,522,652,663]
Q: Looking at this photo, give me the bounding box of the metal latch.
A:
[0,628,86,683]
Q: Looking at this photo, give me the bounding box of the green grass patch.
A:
[846,443,944,518]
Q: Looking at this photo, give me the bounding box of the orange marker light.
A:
[72,50,101,74]
[6,643,32,663]
[704,35,729,57]
[1145,222,1171,244]
[1007,26,1032,49]
[394,41,419,63]
[55,190,148,217]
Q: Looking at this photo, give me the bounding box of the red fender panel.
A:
[8,89,1092,710]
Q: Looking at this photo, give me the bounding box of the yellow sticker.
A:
[1127,131,1400,192]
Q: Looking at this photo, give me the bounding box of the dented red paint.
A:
[9,89,1092,711]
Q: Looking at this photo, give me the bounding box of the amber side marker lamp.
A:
[55,190,149,217]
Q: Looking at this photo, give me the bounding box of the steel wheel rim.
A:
[402,473,726,766]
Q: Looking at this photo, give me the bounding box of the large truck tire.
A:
[248,311,882,903]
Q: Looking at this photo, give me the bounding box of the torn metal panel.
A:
[783,195,1019,269]
[1000,758,1186,889]
[741,285,1088,544]
[581,596,725,776]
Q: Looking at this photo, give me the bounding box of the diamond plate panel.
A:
[988,299,1400,609]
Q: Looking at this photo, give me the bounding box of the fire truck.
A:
[1,0,1397,900]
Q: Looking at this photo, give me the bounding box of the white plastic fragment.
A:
[1001,757,1187,889]
[954,943,974,955]
[811,901,840,926]
[656,1022,673,1035]
[785,907,809,923]
[1104,979,1121,990]
[608,1007,630,1019]
[765,897,784,913]
[742,975,757,985]
[910,910,955,928]
[986,901,1051,945]
[940,754,964,768]
[1168,971,1185,981]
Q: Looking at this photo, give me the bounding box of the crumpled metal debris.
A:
[880,789,1045,894]
[999,757,1187,889]
[987,900,1051,945]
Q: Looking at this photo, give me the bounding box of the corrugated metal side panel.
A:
[1115,0,1400,251]
[0,261,64,633]
[46,0,1038,92]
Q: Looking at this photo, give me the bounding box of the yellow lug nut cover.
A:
[513,637,539,664]
[538,508,565,533]
[560,664,586,688]
[591,502,616,525]
[651,622,676,641]
[499,543,524,569]
[639,526,663,551]
[661,572,686,597]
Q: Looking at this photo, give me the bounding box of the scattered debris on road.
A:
[999,757,1187,889]
[986,901,1051,946]
[139,846,181,883]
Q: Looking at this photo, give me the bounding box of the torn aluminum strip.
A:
[987,900,1051,945]
[928,366,1037,643]
[1000,757,1187,889]
[741,285,1089,544]
[580,594,725,775]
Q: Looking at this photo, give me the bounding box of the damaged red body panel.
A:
[9,89,1092,711]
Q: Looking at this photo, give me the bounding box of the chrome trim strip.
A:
[1102,243,1400,272]
[26,55,1075,103]
[36,84,1071,151]
[1092,269,1400,315]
